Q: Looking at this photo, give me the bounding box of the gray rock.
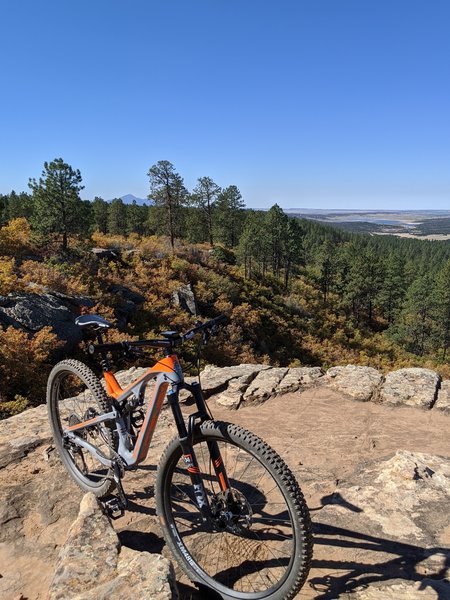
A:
[435,380,450,413]
[277,367,324,394]
[171,283,197,315]
[91,248,119,261]
[325,365,383,401]
[49,493,177,600]
[215,370,264,409]
[49,493,119,599]
[110,284,145,328]
[380,368,440,409]
[0,293,94,349]
[0,403,51,469]
[242,368,289,403]
[200,363,269,398]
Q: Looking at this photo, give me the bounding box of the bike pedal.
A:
[104,496,125,519]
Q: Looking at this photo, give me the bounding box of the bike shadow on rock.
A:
[308,521,450,599]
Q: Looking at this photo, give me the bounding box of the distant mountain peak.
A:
[119,194,149,206]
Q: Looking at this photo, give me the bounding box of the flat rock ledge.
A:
[208,364,324,408]
[326,365,383,402]
[48,493,178,600]
[1,364,449,472]
[319,450,450,599]
[380,368,440,409]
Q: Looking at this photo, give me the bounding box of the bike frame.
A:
[63,353,231,517]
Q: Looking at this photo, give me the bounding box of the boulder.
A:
[49,493,177,600]
[276,366,324,394]
[242,367,289,404]
[0,292,94,349]
[380,368,440,409]
[435,380,450,413]
[91,248,120,261]
[110,284,145,328]
[325,365,383,401]
[200,363,269,398]
[171,283,197,316]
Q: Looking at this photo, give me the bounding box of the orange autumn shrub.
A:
[0,326,62,410]
[0,218,33,256]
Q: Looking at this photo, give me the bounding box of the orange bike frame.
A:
[64,354,183,467]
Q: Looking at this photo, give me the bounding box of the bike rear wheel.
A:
[156,420,312,600]
[47,359,116,498]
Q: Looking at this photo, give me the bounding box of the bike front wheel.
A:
[47,359,116,498]
[156,420,313,600]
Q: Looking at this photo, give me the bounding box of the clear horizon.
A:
[1,1,449,210]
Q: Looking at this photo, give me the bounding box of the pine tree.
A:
[237,211,270,278]
[190,176,220,246]
[92,197,109,234]
[215,185,245,247]
[108,198,127,235]
[434,260,450,358]
[391,275,437,356]
[28,158,85,251]
[378,253,406,324]
[147,161,188,248]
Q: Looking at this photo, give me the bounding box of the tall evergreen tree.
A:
[391,275,436,355]
[434,259,450,358]
[283,218,303,288]
[147,160,188,248]
[107,198,127,235]
[237,211,270,278]
[190,176,220,246]
[92,197,109,234]
[28,158,85,251]
[215,185,245,247]
[126,200,148,235]
[378,253,406,324]
[317,239,336,302]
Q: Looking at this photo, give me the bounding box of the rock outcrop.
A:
[434,379,450,413]
[0,292,94,348]
[326,365,383,401]
[380,368,440,409]
[49,493,177,600]
[171,283,197,316]
[0,363,449,600]
[319,450,450,542]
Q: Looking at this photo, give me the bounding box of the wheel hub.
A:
[211,489,253,534]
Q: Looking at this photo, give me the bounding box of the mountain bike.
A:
[47,314,313,600]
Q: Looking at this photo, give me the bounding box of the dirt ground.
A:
[115,386,450,599]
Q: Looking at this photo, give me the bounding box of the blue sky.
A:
[1,1,449,209]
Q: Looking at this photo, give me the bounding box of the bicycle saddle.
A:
[75,315,112,329]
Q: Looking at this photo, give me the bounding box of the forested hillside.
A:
[1,158,450,418]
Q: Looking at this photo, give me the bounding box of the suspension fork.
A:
[167,385,231,521]
[188,381,232,492]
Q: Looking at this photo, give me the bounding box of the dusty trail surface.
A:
[1,385,449,599]
[118,387,450,599]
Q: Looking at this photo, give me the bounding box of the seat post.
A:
[95,329,111,372]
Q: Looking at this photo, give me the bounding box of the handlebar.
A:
[88,315,228,356]
[182,314,228,341]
